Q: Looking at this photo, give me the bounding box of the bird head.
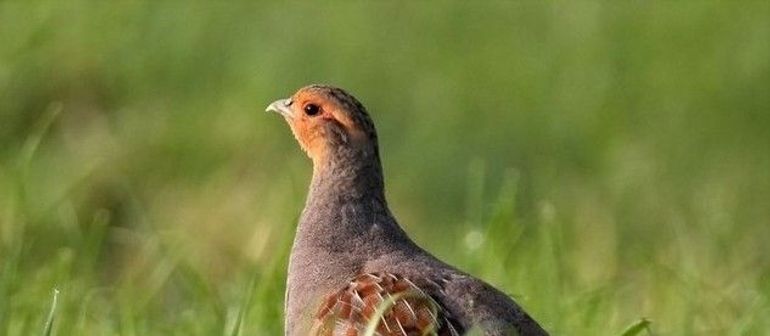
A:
[266,85,378,164]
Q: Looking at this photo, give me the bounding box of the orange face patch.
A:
[285,88,367,161]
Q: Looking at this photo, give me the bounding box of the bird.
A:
[266,84,548,336]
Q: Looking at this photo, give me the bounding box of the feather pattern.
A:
[311,272,462,336]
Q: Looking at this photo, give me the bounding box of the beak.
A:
[265,98,294,118]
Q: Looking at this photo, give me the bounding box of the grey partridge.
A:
[267,85,548,336]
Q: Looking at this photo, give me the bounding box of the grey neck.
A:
[310,145,385,204]
[295,144,407,254]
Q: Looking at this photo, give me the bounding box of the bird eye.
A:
[304,104,321,116]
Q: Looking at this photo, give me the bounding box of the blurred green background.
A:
[1,1,769,335]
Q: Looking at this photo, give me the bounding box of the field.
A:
[1,2,769,335]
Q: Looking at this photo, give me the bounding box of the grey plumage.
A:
[269,85,548,336]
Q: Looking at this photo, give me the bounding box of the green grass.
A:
[1,1,769,335]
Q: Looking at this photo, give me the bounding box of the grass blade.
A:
[362,292,406,336]
[361,291,440,336]
[228,270,259,336]
[18,102,63,173]
[42,288,60,336]
[620,318,652,336]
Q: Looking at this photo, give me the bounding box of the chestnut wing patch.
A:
[311,272,461,336]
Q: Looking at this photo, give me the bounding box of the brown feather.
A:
[311,272,461,336]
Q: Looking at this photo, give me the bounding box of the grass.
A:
[1,1,769,335]
[42,289,59,336]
